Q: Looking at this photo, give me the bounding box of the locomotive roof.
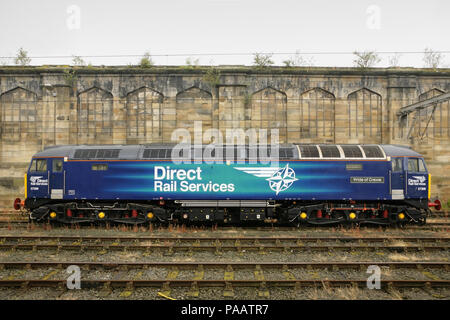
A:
[379,145,423,157]
[32,144,423,160]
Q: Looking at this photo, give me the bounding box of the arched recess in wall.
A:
[249,87,287,143]
[291,88,335,142]
[77,87,113,144]
[217,85,247,137]
[416,88,448,139]
[0,87,38,142]
[347,88,382,142]
[176,87,212,142]
[126,87,164,143]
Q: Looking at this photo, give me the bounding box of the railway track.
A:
[0,279,448,290]
[0,261,448,291]
[1,260,449,270]
[0,234,449,244]
[0,235,448,253]
[0,211,447,299]
[0,244,447,253]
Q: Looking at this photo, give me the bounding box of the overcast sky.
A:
[0,0,448,67]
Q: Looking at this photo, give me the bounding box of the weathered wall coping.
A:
[0,65,449,77]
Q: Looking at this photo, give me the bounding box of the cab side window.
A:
[30,159,47,172]
[418,159,426,172]
[392,158,403,172]
[52,159,63,172]
[29,160,37,172]
[407,158,419,172]
[36,159,47,171]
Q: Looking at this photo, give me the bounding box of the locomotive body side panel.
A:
[59,159,392,201]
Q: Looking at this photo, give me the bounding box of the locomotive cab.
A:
[390,156,429,200]
[404,157,429,200]
[26,157,65,203]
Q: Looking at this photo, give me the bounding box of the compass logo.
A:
[234,164,298,195]
[412,176,426,183]
[266,164,298,195]
[30,176,43,184]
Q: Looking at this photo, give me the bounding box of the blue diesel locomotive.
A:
[14,144,441,225]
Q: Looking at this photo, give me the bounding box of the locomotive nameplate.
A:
[350,177,384,183]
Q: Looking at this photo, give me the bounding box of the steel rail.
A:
[0,279,448,289]
[0,243,448,251]
[0,261,448,269]
[0,235,449,242]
